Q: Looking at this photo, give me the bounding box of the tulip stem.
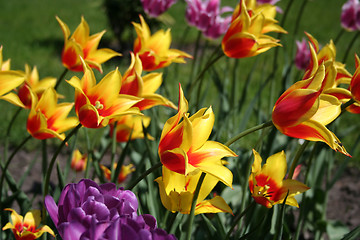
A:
[127,162,162,190]
[342,31,360,63]
[54,68,69,90]
[341,98,356,112]
[225,120,273,147]
[185,172,206,240]
[0,134,32,218]
[43,123,82,198]
[225,201,256,240]
[288,140,309,179]
[187,46,224,101]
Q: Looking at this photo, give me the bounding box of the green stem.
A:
[110,122,118,182]
[43,124,82,198]
[342,31,360,63]
[185,172,206,240]
[188,31,202,84]
[3,107,23,162]
[187,47,224,100]
[341,98,356,112]
[0,135,32,212]
[54,68,69,90]
[334,28,345,45]
[288,140,309,179]
[127,162,162,190]
[225,120,273,147]
[225,201,256,240]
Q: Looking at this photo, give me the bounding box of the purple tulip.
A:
[45,179,176,240]
[141,0,177,18]
[185,0,233,39]
[295,38,311,70]
[341,0,360,31]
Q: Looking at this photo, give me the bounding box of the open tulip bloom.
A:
[120,52,176,111]
[156,166,233,215]
[56,16,121,72]
[67,59,142,128]
[132,15,192,71]
[2,208,55,240]
[158,84,237,187]
[18,64,57,109]
[222,0,287,58]
[249,150,309,208]
[27,87,78,141]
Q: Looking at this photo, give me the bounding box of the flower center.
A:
[254,184,273,198]
[94,100,104,110]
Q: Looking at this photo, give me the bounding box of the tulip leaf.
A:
[341,226,360,240]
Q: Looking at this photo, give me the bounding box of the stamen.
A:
[94,100,104,110]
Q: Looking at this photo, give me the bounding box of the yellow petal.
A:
[261,151,287,182]
[0,92,26,108]
[195,196,233,215]
[251,149,263,173]
[310,94,341,125]
[0,71,25,96]
[142,73,163,94]
[189,107,215,150]
[23,209,41,230]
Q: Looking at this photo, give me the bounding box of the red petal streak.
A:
[283,123,327,143]
[160,151,186,174]
[223,37,255,58]
[272,91,320,128]
[159,126,184,153]
[62,47,81,71]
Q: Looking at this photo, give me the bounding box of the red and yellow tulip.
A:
[56,16,121,72]
[2,208,55,240]
[27,87,78,141]
[18,64,57,109]
[67,59,142,128]
[222,0,287,58]
[71,149,87,172]
[132,15,192,71]
[158,84,236,187]
[120,52,176,110]
[155,166,233,215]
[272,40,350,156]
[100,163,135,184]
[111,115,154,142]
[249,150,309,208]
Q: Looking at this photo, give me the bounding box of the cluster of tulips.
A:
[2,0,360,239]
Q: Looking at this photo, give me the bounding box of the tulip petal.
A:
[272,88,320,129]
[0,71,25,96]
[261,151,287,182]
[195,196,233,215]
[310,94,341,125]
[283,119,350,156]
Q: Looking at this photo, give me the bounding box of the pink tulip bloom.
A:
[185,0,233,39]
[140,0,177,17]
[341,0,360,31]
[295,38,311,70]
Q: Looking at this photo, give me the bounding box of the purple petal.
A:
[82,197,110,221]
[58,221,86,240]
[44,195,59,226]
